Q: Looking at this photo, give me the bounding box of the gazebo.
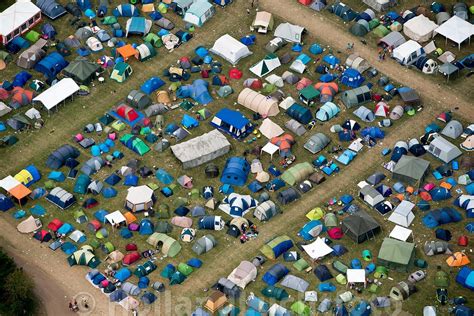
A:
[438,63,460,82]
[261,142,280,160]
[125,185,155,212]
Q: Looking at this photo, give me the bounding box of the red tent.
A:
[117,105,139,121]
[229,68,243,79]
[10,87,33,107]
[458,236,468,247]
[0,88,9,100]
[123,251,141,265]
[125,243,138,251]
[299,0,312,4]
[87,220,102,232]
[328,227,344,239]
[244,78,263,90]
[33,230,52,242]
[419,191,432,201]
[47,218,63,232]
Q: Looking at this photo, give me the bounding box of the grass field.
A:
[0,0,473,315]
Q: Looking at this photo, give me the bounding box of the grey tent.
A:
[192,235,217,255]
[441,120,463,139]
[155,221,173,233]
[63,58,100,84]
[154,17,175,30]
[363,0,395,11]
[88,180,104,195]
[64,36,81,48]
[304,133,330,154]
[81,157,105,176]
[438,63,459,82]
[75,27,94,41]
[154,139,170,152]
[277,187,300,205]
[217,85,233,98]
[436,12,451,25]
[367,172,386,185]
[423,240,452,256]
[0,103,12,118]
[427,136,462,163]
[353,106,375,122]
[285,119,306,136]
[145,104,168,117]
[17,39,47,69]
[122,282,141,296]
[379,31,406,49]
[253,200,279,221]
[127,90,152,110]
[170,130,230,169]
[398,88,420,105]
[392,155,430,186]
[341,85,371,108]
[172,127,189,141]
[36,0,66,19]
[389,281,416,301]
[280,275,309,293]
[7,115,31,131]
[342,210,380,243]
[350,20,369,36]
[46,144,80,169]
[318,298,332,313]
[191,205,206,217]
[372,297,391,308]
[310,0,326,11]
[282,71,300,84]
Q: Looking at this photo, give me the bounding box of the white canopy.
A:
[302,237,333,260]
[105,210,127,226]
[389,225,413,241]
[347,269,366,283]
[0,1,41,39]
[0,175,21,191]
[33,78,80,111]
[210,34,252,65]
[434,16,474,49]
[260,142,280,160]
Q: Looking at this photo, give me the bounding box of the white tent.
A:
[347,269,366,286]
[261,142,280,160]
[125,185,155,212]
[259,118,284,139]
[105,210,127,226]
[250,55,281,77]
[302,237,333,260]
[237,88,279,117]
[403,15,438,42]
[33,78,80,111]
[17,216,42,233]
[392,40,425,65]
[388,201,415,227]
[210,34,252,65]
[24,108,41,120]
[69,230,86,242]
[389,225,413,241]
[227,260,257,289]
[279,97,295,110]
[0,102,12,117]
[433,16,474,50]
[274,22,305,43]
[266,74,284,88]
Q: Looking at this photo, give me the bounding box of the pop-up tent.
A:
[177,79,213,105]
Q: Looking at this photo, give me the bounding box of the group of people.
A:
[239,224,259,243]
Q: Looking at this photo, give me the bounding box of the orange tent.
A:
[271,134,295,152]
[314,82,339,102]
[9,184,31,205]
[419,191,432,201]
[405,186,414,194]
[440,182,452,190]
[117,44,137,61]
[124,211,137,224]
[394,193,405,202]
[446,252,470,267]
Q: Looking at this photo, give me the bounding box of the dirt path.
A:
[0,217,110,316]
[260,0,473,119]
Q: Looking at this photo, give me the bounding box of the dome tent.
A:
[147,233,181,257]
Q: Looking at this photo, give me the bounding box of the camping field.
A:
[0,0,473,315]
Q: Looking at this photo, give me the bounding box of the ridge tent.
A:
[147,233,181,257]
[237,88,279,117]
[403,15,437,42]
[393,155,430,186]
[252,11,274,34]
[210,34,252,65]
[342,210,380,243]
[110,62,133,83]
[274,22,305,43]
[126,17,152,38]
[250,54,281,77]
[63,57,100,84]
[183,0,215,27]
[427,136,462,163]
[378,238,415,271]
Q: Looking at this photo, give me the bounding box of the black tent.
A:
[277,187,300,205]
[205,163,219,178]
[342,210,381,243]
[46,144,80,169]
[314,265,333,281]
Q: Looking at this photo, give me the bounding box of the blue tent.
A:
[58,222,74,235]
[0,194,14,211]
[220,157,250,186]
[94,209,109,223]
[34,52,68,79]
[337,150,357,165]
[351,258,362,269]
[109,289,127,302]
[182,114,199,129]
[48,171,66,182]
[316,102,340,122]
[332,244,348,256]
[177,79,213,105]
[156,169,174,184]
[187,258,203,268]
[341,69,365,88]
[286,103,313,124]
[138,276,150,288]
[61,242,77,255]
[391,147,408,162]
[361,127,385,139]
[322,54,340,67]
[102,187,117,198]
[127,17,148,36]
[466,222,474,233]
[248,180,263,193]
[12,71,32,87]
[141,77,165,94]
[105,173,122,186]
[124,174,139,186]
[456,267,474,290]
[310,43,323,55]
[241,35,256,46]
[120,228,133,239]
[417,200,430,211]
[84,8,95,18]
[113,4,139,17]
[175,206,190,216]
[299,220,325,240]
[77,0,91,11]
[139,219,154,235]
[262,263,289,286]
[334,304,348,316]
[141,292,156,305]
[14,210,26,219]
[340,195,354,204]
[115,268,132,282]
[430,187,451,201]
[320,73,336,82]
[351,300,371,316]
[211,108,254,140]
[30,204,46,216]
[319,282,336,292]
[314,265,333,281]
[422,208,462,228]
[435,228,451,241]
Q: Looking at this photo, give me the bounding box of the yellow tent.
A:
[306,207,325,220]
[14,169,33,185]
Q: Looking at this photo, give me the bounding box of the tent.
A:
[125,185,155,212]
[110,62,133,83]
[46,187,76,209]
[441,120,463,139]
[17,40,47,69]
[353,106,375,122]
[33,78,79,112]
[192,234,217,255]
[378,238,415,271]
[428,136,462,163]
[210,34,252,65]
[0,1,42,45]
[170,130,230,169]
[274,22,305,43]
[262,263,289,286]
[183,0,215,27]
[260,235,293,259]
[227,261,257,289]
[125,17,152,38]
[113,4,139,17]
[250,54,281,77]
[342,210,380,243]
[341,69,365,88]
[393,40,425,66]
[286,103,312,124]
[280,275,309,293]
[252,11,274,33]
[379,31,406,49]
[316,102,340,122]
[277,187,300,205]
[220,157,250,186]
[389,281,417,301]
[36,0,66,20]
[304,133,330,154]
[253,200,279,221]
[34,52,68,79]
[147,233,182,257]
[281,162,313,186]
[388,201,415,227]
[17,216,42,233]
[237,88,279,117]
[0,194,14,212]
[393,155,429,186]
[403,15,438,42]
[456,267,474,291]
[177,79,213,105]
[433,16,474,50]
[120,134,150,156]
[68,245,100,268]
[63,57,99,84]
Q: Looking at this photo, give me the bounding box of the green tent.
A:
[180,100,194,110]
[134,261,157,277]
[67,245,101,268]
[434,270,449,287]
[281,162,314,186]
[262,83,276,94]
[291,301,310,316]
[89,239,100,249]
[102,16,118,25]
[102,241,115,254]
[374,266,388,278]
[156,204,171,218]
[293,258,309,271]
[147,233,182,257]
[120,134,150,156]
[260,235,293,260]
[63,57,100,84]
[377,238,415,272]
[170,271,186,285]
[373,25,390,37]
[25,30,41,43]
[261,286,289,301]
[0,135,19,147]
[161,265,175,279]
[0,50,12,63]
[299,86,320,105]
[177,263,193,276]
[74,210,87,223]
[368,18,380,30]
[143,33,163,48]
